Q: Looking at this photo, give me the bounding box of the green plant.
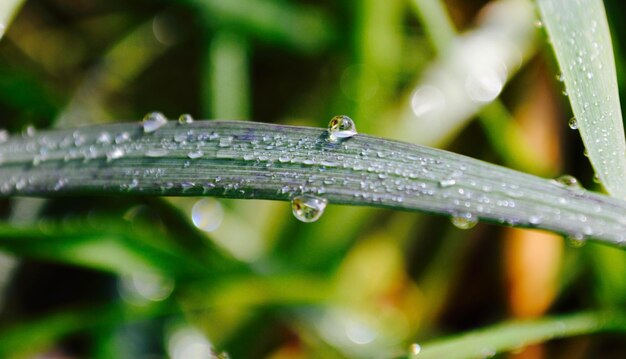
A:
[1,0,626,358]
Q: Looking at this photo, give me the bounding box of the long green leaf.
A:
[180,0,334,53]
[0,220,213,275]
[410,311,626,359]
[0,301,170,358]
[537,0,626,199]
[0,120,625,245]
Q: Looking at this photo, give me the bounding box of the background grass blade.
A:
[0,0,24,41]
[537,0,626,199]
[410,311,626,359]
[179,0,334,53]
[1,120,625,245]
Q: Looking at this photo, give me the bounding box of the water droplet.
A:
[106,148,125,162]
[23,125,36,137]
[534,20,543,28]
[409,343,421,355]
[593,174,601,183]
[567,234,586,248]
[142,112,168,133]
[328,115,357,142]
[480,347,496,358]
[115,132,131,144]
[0,129,8,143]
[439,179,456,188]
[451,213,478,229]
[191,198,224,232]
[291,195,328,223]
[568,117,578,129]
[187,150,204,159]
[54,178,68,191]
[178,113,194,124]
[145,148,169,157]
[97,132,112,144]
[586,72,594,79]
[218,136,233,147]
[553,175,580,188]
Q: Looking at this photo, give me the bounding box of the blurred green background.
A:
[1,0,626,358]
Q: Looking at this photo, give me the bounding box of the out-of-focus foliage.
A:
[1,0,626,358]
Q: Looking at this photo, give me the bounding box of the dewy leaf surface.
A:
[0,120,626,245]
[537,0,626,199]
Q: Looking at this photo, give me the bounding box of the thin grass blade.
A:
[0,0,24,41]
[537,0,626,199]
[409,311,626,359]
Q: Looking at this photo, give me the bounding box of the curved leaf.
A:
[0,120,625,245]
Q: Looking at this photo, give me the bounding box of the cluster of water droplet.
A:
[288,115,359,222]
[1,112,626,244]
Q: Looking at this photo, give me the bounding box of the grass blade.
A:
[410,311,626,359]
[0,221,211,276]
[0,120,625,245]
[181,0,334,53]
[537,0,626,199]
[0,301,170,358]
[0,0,24,41]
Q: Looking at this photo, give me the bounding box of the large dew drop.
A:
[450,213,478,230]
[142,112,168,133]
[328,115,357,142]
[409,343,421,356]
[178,113,194,124]
[291,195,328,223]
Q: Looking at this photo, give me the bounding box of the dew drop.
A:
[553,174,580,188]
[178,113,194,124]
[145,148,169,157]
[439,179,456,188]
[191,198,224,232]
[327,115,357,142]
[291,195,328,223]
[23,125,36,137]
[567,234,586,248]
[115,132,131,144]
[0,129,8,143]
[142,112,168,133]
[106,148,125,162]
[451,213,478,230]
[409,343,421,355]
[187,150,204,159]
[593,174,601,183]
[568,117,578,130]
[97,132,112,144]
[218,136,233,147]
